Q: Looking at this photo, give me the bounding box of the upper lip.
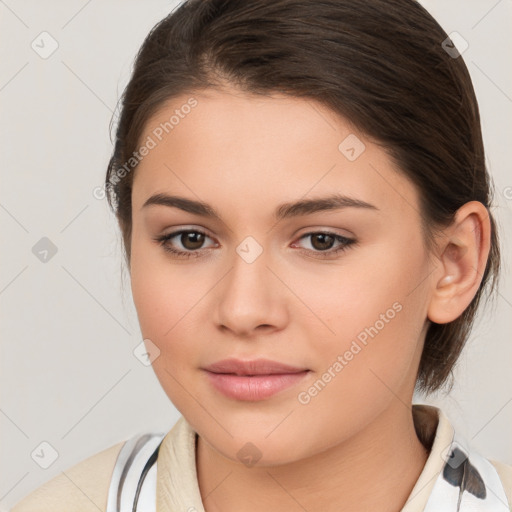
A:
[203,358,308,376]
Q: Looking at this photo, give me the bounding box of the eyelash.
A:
[154,229,356,260]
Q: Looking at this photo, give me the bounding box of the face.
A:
[129,86,436,466]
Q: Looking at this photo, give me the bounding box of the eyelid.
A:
[161,227,218,246]
[291,230,355,250]
[295,226,354,238]
[159,225,215,239]
[155,226,357,259]
[158,227,352,244]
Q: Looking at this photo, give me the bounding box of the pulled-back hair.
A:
[105,0,500,395]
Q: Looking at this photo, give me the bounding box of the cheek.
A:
[308,236,428,338]
[130,229,194,337]
[305,233,430,385]
[130,254,203,413]
[129,238,210,388]
[130,242,182,366]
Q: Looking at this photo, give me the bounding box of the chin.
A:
[200,423,311,467]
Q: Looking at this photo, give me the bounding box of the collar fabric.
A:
[155,404,510,512]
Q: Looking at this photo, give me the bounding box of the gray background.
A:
[1,0,511,509]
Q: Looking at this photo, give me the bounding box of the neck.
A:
[196,400,431,512]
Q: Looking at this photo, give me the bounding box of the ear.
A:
[427,201,491,324]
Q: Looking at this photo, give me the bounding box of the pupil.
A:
[312,233,333,251]
[183,232,204,250]
[179,232,335,252]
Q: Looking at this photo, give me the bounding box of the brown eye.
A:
[309,233,336,251]
[180,231,206,250]
[154,229,217,258]
[292,231,356,259]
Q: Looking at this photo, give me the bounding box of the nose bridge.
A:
[227,233,273,304]
[235,235,266,266]
[214,233,286,334]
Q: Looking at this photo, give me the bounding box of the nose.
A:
[213,245,289,338]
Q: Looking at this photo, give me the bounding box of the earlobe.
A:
[427,201,491,324]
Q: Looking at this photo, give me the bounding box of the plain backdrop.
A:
[1,0,511,509]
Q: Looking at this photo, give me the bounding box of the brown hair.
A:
[105,0,500,395]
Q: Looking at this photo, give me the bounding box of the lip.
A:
[202,358,310,401]
[203,358,308,376]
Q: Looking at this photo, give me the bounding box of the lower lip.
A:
[204,370,310,401]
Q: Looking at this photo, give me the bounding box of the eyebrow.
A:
[142,192,378,221]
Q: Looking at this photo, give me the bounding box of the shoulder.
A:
[490,458,512,509]
[9,439,126,512]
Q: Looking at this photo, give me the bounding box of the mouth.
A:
[202,357,308,376]
[202,358,310,401]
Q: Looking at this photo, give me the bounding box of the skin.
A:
[128,85,490,512]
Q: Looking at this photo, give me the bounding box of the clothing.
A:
[10,404,512,512]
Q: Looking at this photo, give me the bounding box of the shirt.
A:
[10,404,512,512]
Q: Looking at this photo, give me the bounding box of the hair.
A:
[105,0,500,395]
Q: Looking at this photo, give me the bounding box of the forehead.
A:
[131,87,420,223]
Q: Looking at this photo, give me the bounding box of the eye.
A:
[154,229,217,259]
[154,229,356,260]
[291,231,356,258]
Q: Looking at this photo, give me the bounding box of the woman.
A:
[11,0,512,511]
